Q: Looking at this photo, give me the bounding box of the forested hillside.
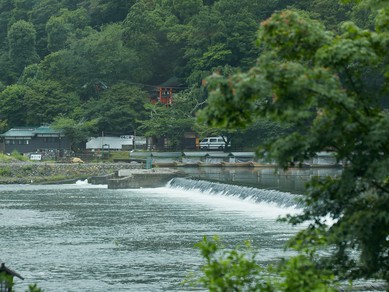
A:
[0,0,359,143]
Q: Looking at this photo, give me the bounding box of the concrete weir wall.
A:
[107,168,186,189]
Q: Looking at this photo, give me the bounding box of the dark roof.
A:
[159,77,185,88]
[0,262,24,280]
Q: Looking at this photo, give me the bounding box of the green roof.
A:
[0,126,62,137]
[34,126,61,134]
[0,128,36,137]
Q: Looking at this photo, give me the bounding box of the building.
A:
[149,77,186,105]
[86,135,147,151]
[0,126,70,155]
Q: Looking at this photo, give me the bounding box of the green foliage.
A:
[108,151,129,162]
[0,77,80,128]
[0,166,12,176]
[51,116,98,151]
[0,153,15,163]
[50,23,139,92]
[190,236,339,291]
[188,236,266,291]
[24,79,80,125]
[83,0,135,26]
[82,82,148,134]
[26,283,44,292]
[139,89,204,147]
[123,0,183,84]
[200,1,389,287]
[0,0,358,140]
[0,272,14,290]
[0,151,28,163]
[0,273,43,292]
[11,150,28,161]
[46,7,90,52]
[0,84,27,127]
[233,119,293,150]
[273,254,338,292]
[0,119,8,133]
[28,0,62,56]
[7,20,40,77]
[46,15,71,52]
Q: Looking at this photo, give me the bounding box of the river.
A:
[0,168,328,291]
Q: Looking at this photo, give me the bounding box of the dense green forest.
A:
[0,0,365,147]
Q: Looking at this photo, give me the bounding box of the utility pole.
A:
[133,130,136,151]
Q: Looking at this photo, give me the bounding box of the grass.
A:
[0,151,30,162]
[107,151,130,162]
[0,153,18,162]
[0,166,12,176]
[11,150,29,161]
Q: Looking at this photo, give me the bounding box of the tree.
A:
[172,0,202,23]
[41,23,140,96]
[46,7,91,52]
[182,6,228,85]
[198,1,389,288]
[51,116,98,151]
[28,0,62,57]
[82,0,135,27]
[231,118,293,151]
[46,15,70,52]
[82,82,148,135]
[24,79,80,125]
[139,89,204,148]
[0,84,27,127]
[122,0,180,84]
[0,0,14,47]
[188,236,266,291]
[7,20,40,77]
[290,0,354,31]
[188,236,339,291]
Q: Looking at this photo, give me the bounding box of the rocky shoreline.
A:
[0,162,142,184]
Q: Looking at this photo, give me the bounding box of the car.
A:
[199,136,230,150]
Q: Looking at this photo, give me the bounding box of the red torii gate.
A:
[149,77,185,105]
[157,87,173,105]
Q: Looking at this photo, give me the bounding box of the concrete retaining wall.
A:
[0,162,142,184]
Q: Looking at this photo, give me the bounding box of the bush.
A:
[190,236,339,291]
[11,150,29,161]
[0,166,12,176]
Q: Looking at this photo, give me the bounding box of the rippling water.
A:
[0,179,302,291]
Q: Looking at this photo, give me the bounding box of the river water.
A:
[0,169,326,291]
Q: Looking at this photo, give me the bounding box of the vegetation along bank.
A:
[0,162,141,184]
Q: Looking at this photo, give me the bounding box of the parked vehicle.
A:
[199,137,230,150]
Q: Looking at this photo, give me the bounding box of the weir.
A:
[167,177,302,208]
[106,168,185,189]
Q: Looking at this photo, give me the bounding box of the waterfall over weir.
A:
[1,181,305,291]
[167,177,302,208]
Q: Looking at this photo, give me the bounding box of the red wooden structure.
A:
[157,87,173,105]
[149,77,185,105]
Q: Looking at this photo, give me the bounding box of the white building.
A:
[86,135,146,151]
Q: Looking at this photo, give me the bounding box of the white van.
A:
[199,137,229,150]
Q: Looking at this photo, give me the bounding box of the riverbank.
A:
[0,162,142,184]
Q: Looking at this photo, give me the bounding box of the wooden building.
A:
[0,126,71,155]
